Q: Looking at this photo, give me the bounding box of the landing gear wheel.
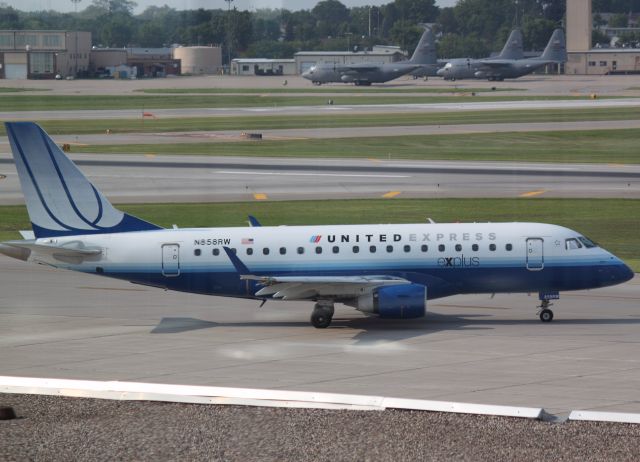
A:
[539,308,554,322]
[310,302,334,329]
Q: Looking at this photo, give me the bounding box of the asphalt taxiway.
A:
[1,255,638,416]
[1,154,638,204]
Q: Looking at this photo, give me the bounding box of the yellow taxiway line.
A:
[382,191,401,198]
[253,193,268,200]
[519,189,547,198]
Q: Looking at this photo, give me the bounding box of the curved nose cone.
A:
[302,67,315,80]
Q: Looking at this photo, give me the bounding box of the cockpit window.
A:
[578,236,597,248]
[565,238,582,250]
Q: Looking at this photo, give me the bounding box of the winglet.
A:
[248,215,262,227]
[223,246,251,276]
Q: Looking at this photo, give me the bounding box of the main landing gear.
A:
[537,299,554,322]
[311,301,334,328]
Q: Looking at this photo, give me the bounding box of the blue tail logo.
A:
[6,122,162,238]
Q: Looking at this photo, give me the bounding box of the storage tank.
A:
[173,46,222,75]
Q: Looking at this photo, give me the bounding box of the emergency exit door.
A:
[162,244,180,277]
[526,238,544,271]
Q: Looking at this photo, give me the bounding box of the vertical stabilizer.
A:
[498,29,524,59]
[5,122,162,238]
[540,29,567,63]
[409,26,437,65]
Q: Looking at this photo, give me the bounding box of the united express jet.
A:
[0,122,633,328]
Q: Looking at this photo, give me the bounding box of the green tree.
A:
[312,0,349,38]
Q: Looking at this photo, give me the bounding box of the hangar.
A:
[0,30,90,79]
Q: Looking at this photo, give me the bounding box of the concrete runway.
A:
[1,255,638,416]
[3,96,640,120]
[1,154,638,204]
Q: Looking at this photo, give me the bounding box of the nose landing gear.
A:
[537,299,554,322]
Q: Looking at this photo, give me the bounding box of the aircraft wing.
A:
[222,246,410,300]
[477,59,514,68]
[246,275,409,300]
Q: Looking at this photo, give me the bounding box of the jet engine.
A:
[353,284,426,318]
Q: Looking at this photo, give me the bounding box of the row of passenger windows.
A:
[194,243,514,257]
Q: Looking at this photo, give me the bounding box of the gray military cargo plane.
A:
[437,29,566,81]
[302,26,437,86]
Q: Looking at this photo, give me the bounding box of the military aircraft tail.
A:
[497,29,524,60]
[408,25,437,65]
[540,28,567,63]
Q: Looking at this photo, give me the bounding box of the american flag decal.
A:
[309,235,322,243]
[241,238,254,245]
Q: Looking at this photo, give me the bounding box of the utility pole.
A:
[70,0,81,77]
[225,0,234,73]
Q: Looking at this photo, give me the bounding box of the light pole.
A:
[225,0,234,72]
[70,0,82,77]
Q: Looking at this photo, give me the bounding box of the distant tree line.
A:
[0,0,634,61]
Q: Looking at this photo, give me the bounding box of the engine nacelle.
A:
[355,284,426,319]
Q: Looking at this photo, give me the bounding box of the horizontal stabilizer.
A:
[0,240,102,263]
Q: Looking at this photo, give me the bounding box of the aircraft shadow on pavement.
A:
[151,314,640,343]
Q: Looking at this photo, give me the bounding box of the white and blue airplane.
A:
[0,122,634,328]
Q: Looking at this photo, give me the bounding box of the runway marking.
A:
[254,193,268,200]
[368,158,381,163]
[76,286,147,292]
[519,189,547,198]
[216,170,409,179]
[145,153,157,158]
[382,191,401,198]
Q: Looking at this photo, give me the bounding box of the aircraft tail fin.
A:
[408,25,437,65]
[540,29,567,63]
[5,122,162,238]
[498,29,524,60]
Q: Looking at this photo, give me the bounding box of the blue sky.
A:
[3,0,457,14]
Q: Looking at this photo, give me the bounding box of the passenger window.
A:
[421,245,428,252]
[565,238,582,250]
[246,248,253,256]
[315,246,322,254]
[353,245,360,253]
[455,244,462,252]
[279,247,286,255]
[403,245,411,253]
[386,245,393,253]
[213,248,220,256]
[230,248,237,254]
[472,244,479,252]
[438,244,445,252]
[263,248,269,255]
[194,249,201,256]
[489,244,496,251]
[332,246,339,254]
[506,244,513,251]
[297,247,305,255]
[370,245,377,253]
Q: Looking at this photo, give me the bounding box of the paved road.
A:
[1,119,639,147]
[3,97,640,120]
[1,255,638,416]
[1,155,638,204]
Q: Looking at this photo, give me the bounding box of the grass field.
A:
[0,94,614,112]
[78,129,640,164]
[1,199,637,270]
[2,107,640,137]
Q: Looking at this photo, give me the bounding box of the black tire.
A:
[539,308,554,323]
[311,308,332,328]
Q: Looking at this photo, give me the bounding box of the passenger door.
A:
[526,238,544,271]
[162,244,180,277]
